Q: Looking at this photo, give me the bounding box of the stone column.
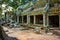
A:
[34,15,36,24]
[43,14,46,27]
[22,16,23,23]
[6,13,9,22]
[27,15,30,24]
[17,16,19,23]
[47,14,49,26]
[43,13,49,27]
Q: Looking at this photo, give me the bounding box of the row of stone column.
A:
[43,13,49,27]
[16,14,60,28]
[21,14,49,27]
[21,15,36,24]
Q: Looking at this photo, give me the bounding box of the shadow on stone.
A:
[0,26,18,40]
[4,36,18,40]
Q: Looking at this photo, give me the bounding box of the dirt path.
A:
[3,26,60,40]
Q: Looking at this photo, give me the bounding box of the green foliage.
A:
[1,0,60,8]
[0,0,32,9]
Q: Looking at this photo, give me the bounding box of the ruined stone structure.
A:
[15,0,60,28]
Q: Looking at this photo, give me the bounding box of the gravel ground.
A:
[3,26,60,40]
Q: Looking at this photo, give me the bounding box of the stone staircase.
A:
[53,30,60,36]
[50,27,60,36]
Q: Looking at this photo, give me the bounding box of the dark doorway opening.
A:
[49,15,59,27]
[36,15,43,24]
[30,16,34,24]
[23,16,27,23]
[19,16,22,23]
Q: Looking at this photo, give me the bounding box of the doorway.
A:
[49,15,59,27]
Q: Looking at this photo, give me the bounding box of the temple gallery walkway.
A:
[2,26,60,40]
